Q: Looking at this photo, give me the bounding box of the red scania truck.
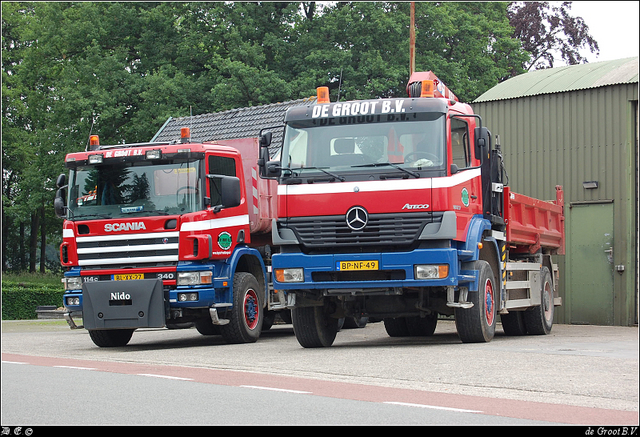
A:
[55,129,283,346]
[259,71,565,347]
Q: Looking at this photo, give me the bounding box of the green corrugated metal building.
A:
[473,57,638,326]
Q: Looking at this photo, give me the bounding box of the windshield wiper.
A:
[353,162,420,178]
[138,209,172,216]
[70,213,113,220]
[291,167,346,182]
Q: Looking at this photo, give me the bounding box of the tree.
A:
[508,1,600,71]
[412,2,528,101]
[0,1,547,273]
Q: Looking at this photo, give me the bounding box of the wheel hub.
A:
[244,289,259,330]
[484,279,494,326]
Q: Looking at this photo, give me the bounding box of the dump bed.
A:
[215,138,278,235]
[503,185,565,255]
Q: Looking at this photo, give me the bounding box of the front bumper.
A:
[272,248,463,292]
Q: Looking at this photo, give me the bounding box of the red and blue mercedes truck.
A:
[55,128,283,347]
[258,72,565,348]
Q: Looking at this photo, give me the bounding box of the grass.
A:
[2,271,63,286]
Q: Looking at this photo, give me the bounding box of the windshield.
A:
[67,160,202,219]
[281,113,445,179]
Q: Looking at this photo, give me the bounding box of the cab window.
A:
[450,118,470,168]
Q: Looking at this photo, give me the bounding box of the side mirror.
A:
[54,188,67,218]
[474,127,490,162]
[259,132,272,148]
[56,173,67,188]
[258,146,281,179]
[220,176,241,209]
[450,163,459,175]
[208,175,242,213]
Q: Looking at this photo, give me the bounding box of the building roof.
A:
[151,97,317,157]
[474,57,638,103]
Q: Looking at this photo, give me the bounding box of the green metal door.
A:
[569,202,615,325]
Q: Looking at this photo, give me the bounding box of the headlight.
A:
[88,154,103,164]
[63,276,83,290]
[145,149,161,160]
[177,271,212,286]
[414,264,449,280]
[178,292,199,302]
[275,268,304,283]
[66,296,80,306]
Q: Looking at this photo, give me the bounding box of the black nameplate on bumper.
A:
[82,279,165,330]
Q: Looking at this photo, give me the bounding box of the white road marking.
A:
[384,401,482,413]
[240,385,312,394]
[53,365,96,371]
[137,373,194,381]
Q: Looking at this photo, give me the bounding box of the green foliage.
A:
[2,280,65,320]
[2,1,552,273]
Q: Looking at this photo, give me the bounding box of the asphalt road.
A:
[1,318,638,426]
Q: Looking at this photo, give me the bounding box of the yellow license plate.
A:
[338,261,379,271]
[113,273,144,281]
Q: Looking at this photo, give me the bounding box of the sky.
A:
[566,1,639,63]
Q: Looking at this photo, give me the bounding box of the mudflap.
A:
[82,279,165,330]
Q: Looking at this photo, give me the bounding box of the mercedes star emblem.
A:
[346,206,368,231]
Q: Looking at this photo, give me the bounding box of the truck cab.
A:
[259,72,563,348]
[56,130,281,347]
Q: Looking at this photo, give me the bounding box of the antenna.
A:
[190,106,193,140]
[85,116,96,152]
[337,68,343,102]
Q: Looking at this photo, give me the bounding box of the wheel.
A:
[219,272,264,344]
[523,266,554,335]
[291,303,339,348]
[383,317,410,337]
[88,329,134,347]
[406,313,438,336]
[501,311,528,336]
[195,318,221,336]
[454,260,497,343]
[342,316,368,329]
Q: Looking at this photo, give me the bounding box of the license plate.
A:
[113,273,144,281]
[337,261,379,271]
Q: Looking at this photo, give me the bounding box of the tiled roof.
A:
[151,97,316,157]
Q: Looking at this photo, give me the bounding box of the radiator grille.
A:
[285,212,439,249]
[76,232,179,267]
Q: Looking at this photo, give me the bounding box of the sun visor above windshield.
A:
[284,98,448,123]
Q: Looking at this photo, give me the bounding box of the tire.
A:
[195,318,221,336]
[523,266,554,335]
[455,260,497,343]
[291,303,339,348]
[383,317,410,337]
[219,272,264,344]
[88,329,134,347]
[501,311,528,336]
[406,313,438,336]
